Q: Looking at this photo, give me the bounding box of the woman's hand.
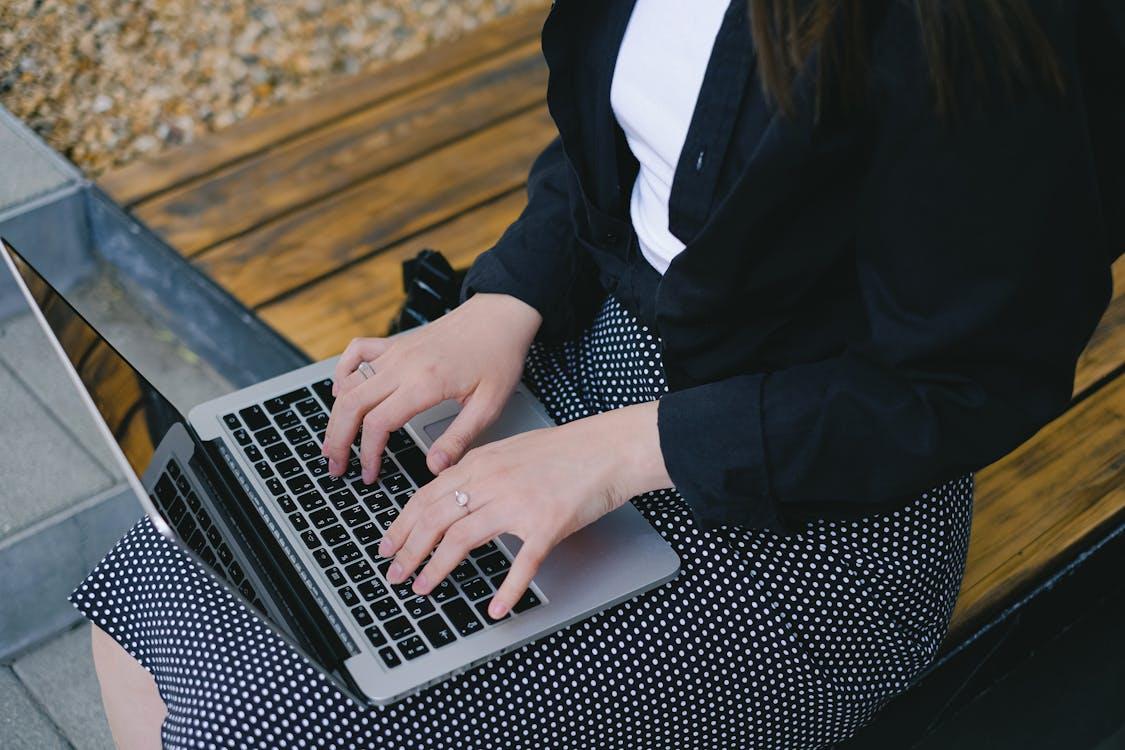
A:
[378,401,673,620]
[322,293,542,482]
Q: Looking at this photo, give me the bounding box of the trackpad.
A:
[422,391,547,448]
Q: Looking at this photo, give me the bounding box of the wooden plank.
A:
[947,372,1125,638]
[194,106,556,308]
[134,41,547,256]
[96,8,548,206]
[1073,256,1125,396]
[258,190,527,357]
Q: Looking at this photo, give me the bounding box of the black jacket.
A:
[463,0,1123,533]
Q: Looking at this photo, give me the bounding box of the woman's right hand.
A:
[321,293,543,483]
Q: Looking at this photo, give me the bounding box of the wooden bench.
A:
[98,6,1125,647]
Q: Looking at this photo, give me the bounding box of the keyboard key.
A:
[332,542,362,565]
[154,474,176,504]
[300,530,321,550]
[307,413,329,433]
[375,508,398,531]
[322,524,349,547]
[312,379,335,409]
[441,600,484,637]
[391,579,416,599]
[403,596,436,619]
[461,577,491,601]
[371,597,401,621]
[394,446,435,487]
[238,405,269,431]
[490,573,507,591]
[386,429,414,453]
[266,442,293,463]
[340,505,370,527]
[243,444,263,463]
[276,494,297,513]
[318,475,345,493]
[296,491,325,512]
[307,457,329,477]
[513,589,542,611]
[431,579,458,603]
[207,526,223,548]
[339,586,359,607]
[274,410,300,430]
[233,428,252,446]
[265,478,285,497]
[254,461,273,479]
[197,508,213,531]
[352,481,381,498]
[296,398,321,417]
[475,597,510,623]
[325,567,347,587]
[394,489,415,508]
[313,549,333,568]
[174,512,196,540]
[351,606,374,627]
[276,458,302,478]
[382,472,411,495]
[378,645,401,669]
[476,551,511,577]
[309,508,336,529]
[358,580,388,601]
[418,614,457,649]
[450,559,477,583]
[294,441,320,461]
[254,427,281,447]
[365,626,387,648]
[168,498,187,525]
[345,560,376,582]
[329,489,359,510]
[354,522,380,545]
[201,547,217,566]
[282,387,313,405]
[361,489,392,512]
[470,541,498,558]
[184,490,201,513]
[263,396,289,414]
[228,561,245,585]
[398,635,428,661]
[385,616,415,641]
[284,425,312,445]
[286,475,314,495]
[223,413,241,430]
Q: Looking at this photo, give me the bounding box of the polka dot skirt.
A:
[72,294,973,749]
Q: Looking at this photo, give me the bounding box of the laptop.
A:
[1,238,680,705]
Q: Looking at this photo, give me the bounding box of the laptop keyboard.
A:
[221,378,543,669]
[152,459,268,612]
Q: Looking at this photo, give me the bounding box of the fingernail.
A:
[488,600,507,619]
[430,447,450,473]
[378,538,394,557]
[412,573,429,594]
[388,562,403,583]
[328,458,341,476]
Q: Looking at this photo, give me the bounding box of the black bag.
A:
[387,249,466,335]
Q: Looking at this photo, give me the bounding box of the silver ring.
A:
[452,489,471,512]
[357,361,375,381]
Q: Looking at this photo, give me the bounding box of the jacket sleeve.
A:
[461,135,592,342]
[657,7,1115,533]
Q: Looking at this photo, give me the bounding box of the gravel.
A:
[0,0,548,177]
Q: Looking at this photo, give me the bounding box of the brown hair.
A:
[748,0,1066,119]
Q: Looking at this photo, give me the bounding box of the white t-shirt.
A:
[610,0,730,275]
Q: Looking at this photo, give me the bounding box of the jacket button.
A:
[695,149,705,172]
[604,231,617,244]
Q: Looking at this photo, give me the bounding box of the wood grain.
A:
[1073,257,1125,396]
[194,106,556,308]
[134,42,547,256]
[258,190,527,357]
[947,372,1125,638]
[96,8,547,206]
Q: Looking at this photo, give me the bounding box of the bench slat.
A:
[133,42,547,256]
[194,107,556,308]
[948,371,1125,638]
[258,191,527,356]
[97,9,547,206]
[1074,257,1125,396]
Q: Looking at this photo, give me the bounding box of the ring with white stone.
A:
[357,361,375,381]
[452,489,471,512]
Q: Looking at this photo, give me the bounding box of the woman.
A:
[82,0,1120,747]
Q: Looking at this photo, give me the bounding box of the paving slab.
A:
[0,666,69,750]
[0,362,114,538]
[13,624,114,750]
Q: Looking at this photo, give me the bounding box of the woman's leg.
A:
[91,624,166,750]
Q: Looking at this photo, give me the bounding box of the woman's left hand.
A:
[378,401,672,620]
